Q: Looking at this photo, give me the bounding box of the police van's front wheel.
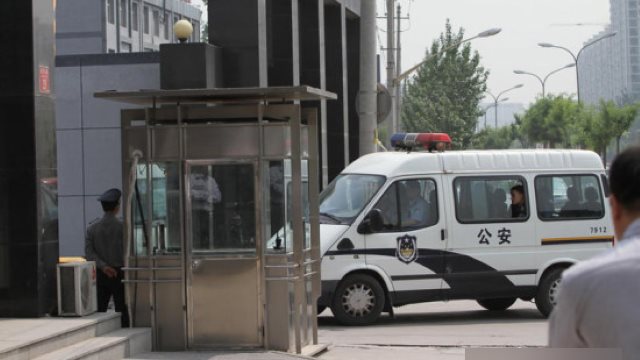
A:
[535,267,564,317]
[331,274,385,326]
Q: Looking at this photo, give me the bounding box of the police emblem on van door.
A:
[396,235,418,264]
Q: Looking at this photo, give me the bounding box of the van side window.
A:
[372,179,438,232]
[454,177,528,223]
[535,175,605,220]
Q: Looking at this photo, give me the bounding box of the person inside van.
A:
[509,185,527,218]
[561,186,582,217]
[536,181,555,218]
[376,187,399,230]
[583,186,602,215]
[402,181,429,227]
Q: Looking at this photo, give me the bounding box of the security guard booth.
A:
[94,87,335,353]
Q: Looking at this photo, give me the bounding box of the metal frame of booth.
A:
[94,86,335,353]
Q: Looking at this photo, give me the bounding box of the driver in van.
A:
[402,181,429,227]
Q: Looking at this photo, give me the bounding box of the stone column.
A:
[0,0,59,317]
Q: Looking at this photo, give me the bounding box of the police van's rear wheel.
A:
[535,267,564,318]
[331,274,385,326]
[477,297,516,311]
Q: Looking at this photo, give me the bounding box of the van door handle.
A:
[441,229,446,241]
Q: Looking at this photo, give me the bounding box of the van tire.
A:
[331,274,385,326]
[536,267,565,317]
[477,297,516,311]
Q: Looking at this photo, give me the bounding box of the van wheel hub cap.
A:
[342,283,375,317]
[549,278,561,306]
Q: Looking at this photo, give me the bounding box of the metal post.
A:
[395,3,402,131]
[358,0,377,155]
[385,0,395,144]
[575,63,581,103]
[494,99,499,128]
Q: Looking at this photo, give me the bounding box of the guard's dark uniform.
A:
[85,189,129,327]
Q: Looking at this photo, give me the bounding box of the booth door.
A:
[186,161,262,348]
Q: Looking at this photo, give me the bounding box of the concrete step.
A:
[32,328,151,360]
[0,312,121,360]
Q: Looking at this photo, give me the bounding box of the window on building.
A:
[107,0,115,24]
[535,175,604,220]
[143,6,149,34]
[192,20,199,42]
[153,10,160,36]
[144,47,154,52]
[454,176,528,223]
[131,2,139,31]
[372,179,438,232]
[120,0,128,27]
[121,42,132,53]
[108,48,116,53]
[164,12,169,39]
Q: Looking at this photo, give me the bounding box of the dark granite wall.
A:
[324,4,347,181]
[207,0,361,184]
[0,0,59,317]
[208,0,260,87]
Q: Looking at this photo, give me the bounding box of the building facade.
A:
[579,0,639,105]
[55,0,371,256]
[57,0,201,55]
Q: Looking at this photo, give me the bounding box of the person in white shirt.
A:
[549,146,640,360]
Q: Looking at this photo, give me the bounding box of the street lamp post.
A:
[513,63,575,98]
[538,31,617,102]
[482,98,508,130]
[395,28,501,85]
[486,84,523,128]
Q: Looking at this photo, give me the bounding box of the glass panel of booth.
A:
[132,162,181,255]
[265,159,310,254]
[188,163,256,254]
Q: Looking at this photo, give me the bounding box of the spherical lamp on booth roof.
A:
[174,20,193,43]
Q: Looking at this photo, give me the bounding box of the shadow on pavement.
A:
[318,308,544,327]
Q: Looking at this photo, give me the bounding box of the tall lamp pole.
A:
[486,84,523,128]
[395,28,502,85]
[482,98,508,130]
[538,31,617,102]
[513,63,575,98]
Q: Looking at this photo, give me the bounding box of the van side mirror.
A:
[357,209,384,234]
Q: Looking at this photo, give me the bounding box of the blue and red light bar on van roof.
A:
[390,132,452,152]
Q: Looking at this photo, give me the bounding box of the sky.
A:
[192,0,611,106]
[378,0,612,105]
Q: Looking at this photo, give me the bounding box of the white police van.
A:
[317,133,614,325]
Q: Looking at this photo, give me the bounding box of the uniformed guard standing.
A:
[85,188,129,327]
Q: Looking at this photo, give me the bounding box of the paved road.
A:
[317,300,548,360]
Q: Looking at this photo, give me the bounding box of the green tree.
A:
[401,20,489,148]
[470,125,519,149]
[519,95,582,148]
[596,100,638,157]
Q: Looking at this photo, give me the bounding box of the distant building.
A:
[56,0,202,55]
[579,0,638,105]
[477,102,526,130]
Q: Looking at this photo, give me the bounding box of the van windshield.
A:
[319,174,386,225]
